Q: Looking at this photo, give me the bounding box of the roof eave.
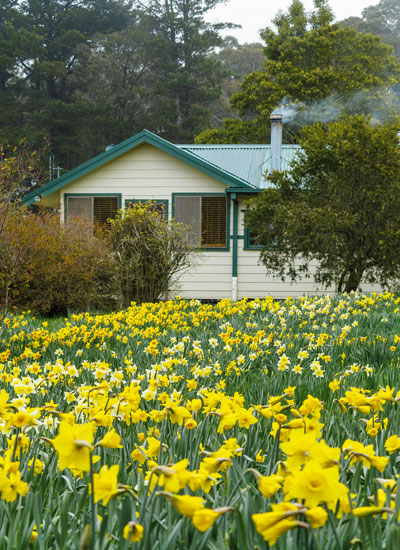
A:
[22,130,254,205]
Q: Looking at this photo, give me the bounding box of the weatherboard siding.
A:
[59,143,226,220]
[235,206,383,298]
[58,142,232,300]
[236,202,334,299]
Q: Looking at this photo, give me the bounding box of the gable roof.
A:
[179,144,300,189]
[22,130,257,205]
[22,130,301,204]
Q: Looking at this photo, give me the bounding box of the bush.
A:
[109,203,196,306]
[0,206,117,315]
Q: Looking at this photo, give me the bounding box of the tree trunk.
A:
[344,267,364,293]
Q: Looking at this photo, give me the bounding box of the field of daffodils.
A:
[2,293,400,549]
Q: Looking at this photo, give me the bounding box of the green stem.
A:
[10,428,20,462]
[89,451,96,550]
[326,508,341,550]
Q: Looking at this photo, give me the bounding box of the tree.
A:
[109,202,196,306]
[1,0,232,166]
[341,0,400,60]
[67,24,159,158]
[209,36,264,126]
[340,0,400,97]
[196,0,400,144]
[129,0,233,143]
[0,0,132,168]
[244,116,400,293]
[0,140,47,313]
[0,140,116,315]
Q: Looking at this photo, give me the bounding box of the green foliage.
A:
[196,0,400,144]
[109,203,196,307]
[131,0,232,143]
[245,116,400,292]
[0,0,132,168]
[341,0,400,60]
[0,0,231,169]
[207,36,264,126]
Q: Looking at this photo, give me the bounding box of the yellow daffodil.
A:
[283,460,348,508]
[51,421,96,472]
[123,522,144,542]
[97,429,122,449]
[90,464,124,505]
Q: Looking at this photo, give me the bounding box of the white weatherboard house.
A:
[21,116,357,300]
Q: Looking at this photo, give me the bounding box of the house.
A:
[20,116,348,300]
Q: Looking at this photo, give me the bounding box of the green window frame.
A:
[244,226,263,250]
[172,193,230,251]
[64,193,122,224]
[125,199,168,220]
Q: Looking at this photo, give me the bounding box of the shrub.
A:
[109,202,196,306]
[0,206,117,315]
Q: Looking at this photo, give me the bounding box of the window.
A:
[244,226,280,250]
[244,227,263,249]
[174,195,227,248]
[66,195,119,225]
[125,199,168,220]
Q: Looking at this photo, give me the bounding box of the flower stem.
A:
[89,451,96,550]
[10,428,20,462]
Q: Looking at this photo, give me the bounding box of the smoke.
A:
[273,89,400,127]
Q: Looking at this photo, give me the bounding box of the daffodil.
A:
[384,435,400,454]
[51,421,96,472]
[97,429,122,449]
[150,459,190,493]
[90,464,124,505]
[342,439,389,472]
[123,522,144,542]
[283,460,348,508]
[252,502,301,545]
[192,508,220,531]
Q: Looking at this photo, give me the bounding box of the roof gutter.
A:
[225,187,260,194]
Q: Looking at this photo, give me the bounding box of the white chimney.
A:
[270,112,283,172]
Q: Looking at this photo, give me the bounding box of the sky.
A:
[205,0,380,44]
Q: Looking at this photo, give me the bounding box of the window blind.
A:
[201,196,226,247]
[67,196,119,225]
[175,196,202,247]
[174,195,227,248]
[67,197,93,222]
[93,197,119,225]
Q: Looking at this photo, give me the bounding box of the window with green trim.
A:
[244,227,263,249]
[244,226,281,250]
[174,195,227,248]
[66,196,119,225]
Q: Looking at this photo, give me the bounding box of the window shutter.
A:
[201,196,226,247]
[94,197,119,224]
[174,196,201,247]
[67,197,93,222]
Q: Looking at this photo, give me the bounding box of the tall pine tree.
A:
[0,0,132,168]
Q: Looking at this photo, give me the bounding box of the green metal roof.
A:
[179,144,301,189]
